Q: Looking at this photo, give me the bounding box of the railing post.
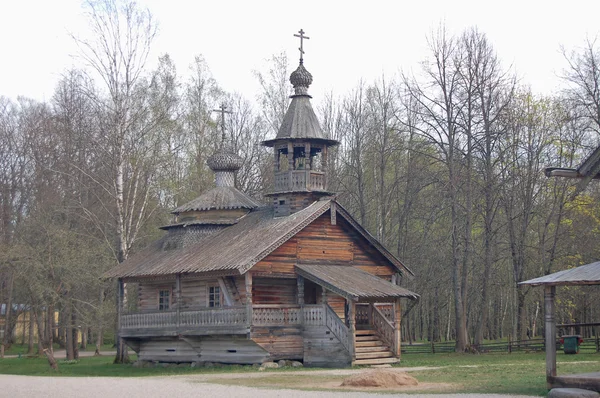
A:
[245,272,253,327]
[367,303,373,327]
[394,298,402,357]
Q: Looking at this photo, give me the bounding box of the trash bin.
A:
[560,335,583,354]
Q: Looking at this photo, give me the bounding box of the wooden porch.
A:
[119,302,401,365]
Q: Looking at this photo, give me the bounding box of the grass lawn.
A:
[0,351,598,396]
[1,343,115,356]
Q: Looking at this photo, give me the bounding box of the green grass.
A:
[397,352,600,396]
[1,343,114,356]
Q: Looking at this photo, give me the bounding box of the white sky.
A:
[1,0,599,104]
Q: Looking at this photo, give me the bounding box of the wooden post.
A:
[367,303,373,327]
[117,279,124,332]
[545,285,557,384]
[175,274,181,330]
[394,298,402,357]
[297,276,305,326]
[245,272,253,327]
[321,287,328,305]
[348,299,356,361]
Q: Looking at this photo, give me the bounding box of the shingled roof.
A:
[104,199,413,280]
[297,264,419,301]
[520,261,600,287]
[172,186,260,214]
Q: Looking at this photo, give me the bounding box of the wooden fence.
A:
[401,336,600,354]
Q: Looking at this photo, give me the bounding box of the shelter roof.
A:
[104,199,413,280]
[519,261,600,287]
[172,186,260,214]
[296,264,419,301]
[545,145,600,193]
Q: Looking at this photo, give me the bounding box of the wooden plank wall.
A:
[252,211,395,279]
[138,276,245,311]
[251,326,304,360]
[136,338,199,362]
[303,325,351,367]
[134,336,269,364]
[252,278,297,304]
[138,280,176,312]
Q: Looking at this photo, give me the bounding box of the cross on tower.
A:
[294,29,310,64]
[212,104,232,143]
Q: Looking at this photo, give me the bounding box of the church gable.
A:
[251,210,396,278]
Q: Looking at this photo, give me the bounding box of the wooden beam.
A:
[330,202,336,225]
[297,276,305,305]
[348,299,356,361]
[175,274,181,328]
[394,298,402,357]
[545,285,557,386]
[245,273,253,327]
[217,277,233,306]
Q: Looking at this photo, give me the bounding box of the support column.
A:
[175,274,181,330]
[394,298,402,357]
[245,272,253,327]
[348,299,356,361]
[545,285,557,385]
[297,276,305,326]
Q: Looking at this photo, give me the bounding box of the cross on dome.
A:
[212,104,232,143]
[294,29,310,64]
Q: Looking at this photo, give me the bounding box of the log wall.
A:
[252,211,395,278]
[138,276,247,312]
[303,325,352,367]
[132,336,269,364]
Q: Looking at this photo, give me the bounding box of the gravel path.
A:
[0,374,539,398]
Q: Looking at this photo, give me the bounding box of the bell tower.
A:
[262,29,339,217]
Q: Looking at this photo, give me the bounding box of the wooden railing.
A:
[121,311,178,329]
[121,307,248,330]
[325,304,351,352]
[180,307,247,327]
[303,304,325,326]
[372,303,397,354]
[252,304,302,326]
[273,170,326,192]
[374,303,393,321]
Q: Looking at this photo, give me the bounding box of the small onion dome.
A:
[207,149,243,172]
[290,63,313,95]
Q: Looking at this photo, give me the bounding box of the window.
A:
[158,289,171,311]
[208,286,221,307]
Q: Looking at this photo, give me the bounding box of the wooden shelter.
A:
[520,262,600,391]
[104,33,419,367]
[521,144,600,391]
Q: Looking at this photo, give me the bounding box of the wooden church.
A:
[105,31,419,367]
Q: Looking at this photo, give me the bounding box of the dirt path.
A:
[0,372,539,398]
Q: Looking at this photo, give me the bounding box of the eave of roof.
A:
[519,261,600,287]
[296,264,419,301]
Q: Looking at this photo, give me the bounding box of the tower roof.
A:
[262,29,339,148]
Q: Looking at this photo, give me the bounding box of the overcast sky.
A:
[1,0,599,104]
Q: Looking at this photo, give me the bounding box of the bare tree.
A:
[72,0,159,363]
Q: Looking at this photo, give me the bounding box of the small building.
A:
[104,32,419,367]
[522,144,600,391]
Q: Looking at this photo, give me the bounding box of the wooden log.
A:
[43,348,58,371]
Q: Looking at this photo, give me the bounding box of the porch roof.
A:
[519,261,600,287]
[296,264,419,301]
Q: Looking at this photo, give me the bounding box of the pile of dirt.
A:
[340,370,419,388]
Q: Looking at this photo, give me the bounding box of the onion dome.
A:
[290,63,313,96]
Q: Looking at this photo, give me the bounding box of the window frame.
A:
[157,288,172,311]
[207,285,222,308]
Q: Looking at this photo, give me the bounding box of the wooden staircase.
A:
[353,329,399,365]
